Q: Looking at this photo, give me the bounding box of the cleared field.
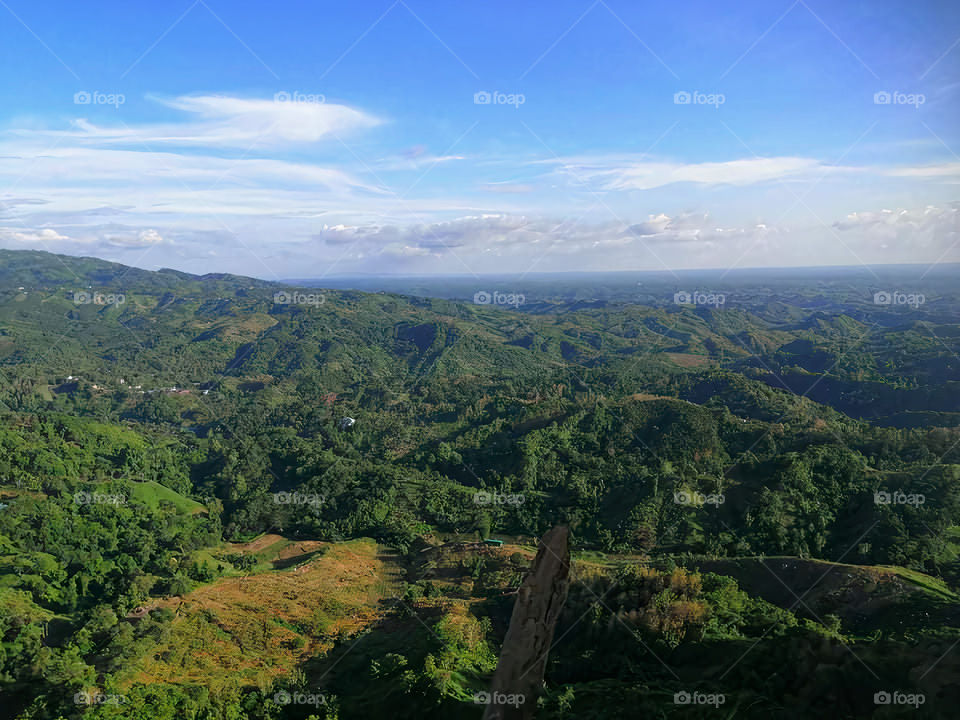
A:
[126,480,206,515]
[123,538,399,691]
[662,351,712,367]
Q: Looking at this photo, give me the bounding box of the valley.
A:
[0,251,958,718]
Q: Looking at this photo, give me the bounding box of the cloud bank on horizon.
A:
[0,0,958,278]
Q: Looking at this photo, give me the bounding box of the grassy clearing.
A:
[877,565,960,602]
[122,538,396,692]
[217,533,328,571]
[125,481,206,514]
[663,352,712,368]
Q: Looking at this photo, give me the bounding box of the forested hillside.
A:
[1,250,958,719]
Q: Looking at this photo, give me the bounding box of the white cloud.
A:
[0,144,381,195]
[3,204,957,276]
[883,162,960,180]
[105,228,165,248]
[628,213,673,236]
[19,94,381,149]
[542,155,830,191]
[1,93,957,275]
[377,145,466,170]
[833,205,958,231]
[0,227,70,243]
[312,213,750,262]
[833,204,959,253]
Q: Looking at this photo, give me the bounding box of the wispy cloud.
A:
[1,91,957,276]
[883,162,960,180]
[538,155,834,191]
[376,145,466,170]
[0,144,383,195]
[17,94,381,148]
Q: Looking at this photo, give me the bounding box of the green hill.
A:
[1,249,959,719]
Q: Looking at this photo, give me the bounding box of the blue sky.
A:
[0,0,958,278]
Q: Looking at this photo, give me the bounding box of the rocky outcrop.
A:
[483,526,570,720]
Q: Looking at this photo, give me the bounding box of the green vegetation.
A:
[0,250,958,718]
[124,481,206,515]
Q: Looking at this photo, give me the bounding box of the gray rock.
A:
[483,525,570,720]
